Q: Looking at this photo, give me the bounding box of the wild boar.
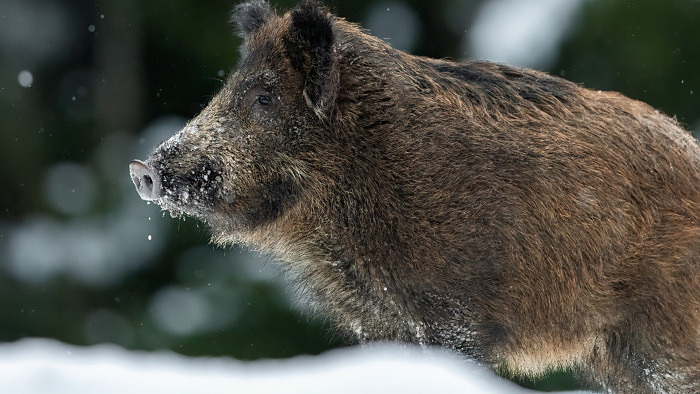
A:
[130,1,700,392]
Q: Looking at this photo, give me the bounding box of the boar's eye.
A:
[256,95,272,106]
[245,86,278,116]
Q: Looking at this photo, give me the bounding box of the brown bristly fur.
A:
[132,1,700,392]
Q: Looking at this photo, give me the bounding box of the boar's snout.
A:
[129,160,163,201]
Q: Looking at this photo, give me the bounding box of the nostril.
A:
[129,160,163,201]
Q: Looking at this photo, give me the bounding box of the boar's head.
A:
[130,0,341,243]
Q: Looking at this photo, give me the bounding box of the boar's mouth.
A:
[129,159,223,220]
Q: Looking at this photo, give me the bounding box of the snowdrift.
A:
[0,338,588,393]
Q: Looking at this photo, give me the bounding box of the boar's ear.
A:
[285,1,337,118]
[232,0,275,38]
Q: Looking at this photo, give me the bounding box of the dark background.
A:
[1,0,698,391]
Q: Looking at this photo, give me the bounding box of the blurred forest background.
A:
[0,0,698,391]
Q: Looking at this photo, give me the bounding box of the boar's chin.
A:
[155,189,214,221]
[154,175,224,222]
[154,186,244,238]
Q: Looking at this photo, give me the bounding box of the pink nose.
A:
[129,160,163,201]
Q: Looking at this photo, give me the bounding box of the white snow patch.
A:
[350,320,365,339]
[0,338,591,394]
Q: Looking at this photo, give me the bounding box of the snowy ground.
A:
[0,338,589,394]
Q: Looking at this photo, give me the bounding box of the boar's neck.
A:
[237,39,498,350]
